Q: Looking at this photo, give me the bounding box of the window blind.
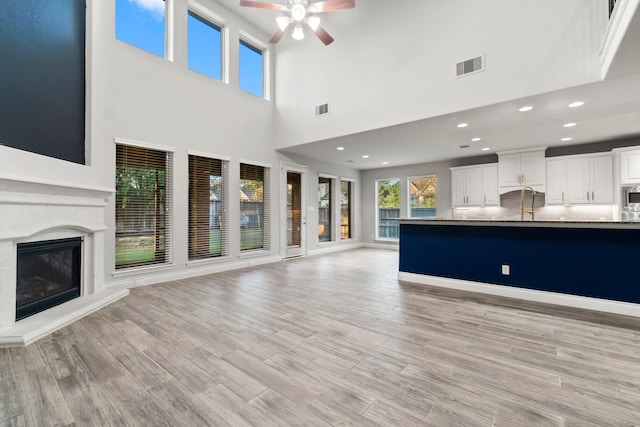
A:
[188,155,228,260]
[240,163,270,252]
[115,144,173,269]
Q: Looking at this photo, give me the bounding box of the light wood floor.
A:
[2,248,640,426]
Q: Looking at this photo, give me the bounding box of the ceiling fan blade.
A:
[239,1,286,11]
[269,24,290,43]
[308,0,355,13]
[308,23,335,45]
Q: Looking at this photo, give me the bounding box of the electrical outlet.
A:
[501,264,510,275]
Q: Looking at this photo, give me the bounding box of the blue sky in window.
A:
[239,42,263,97]
[188,13,222,80]
[116,0,165,58]
[116,0,264,97]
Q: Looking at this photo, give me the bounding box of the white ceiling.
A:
[219,0,640,169]
[279,73,640,167]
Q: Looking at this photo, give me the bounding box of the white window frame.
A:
[165,0,174,61]
[112,137,175,274]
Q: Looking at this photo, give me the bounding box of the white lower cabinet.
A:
[451,164,498,207]
[546,154,613,205]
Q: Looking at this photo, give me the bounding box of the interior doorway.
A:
[282,164,307,258]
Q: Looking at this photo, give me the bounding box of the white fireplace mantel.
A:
[0,174,128,347]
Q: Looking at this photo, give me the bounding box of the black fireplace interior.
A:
[16,237,82,321]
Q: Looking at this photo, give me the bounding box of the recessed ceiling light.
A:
[457,123,468,128]
[481,147,490,151]
[563,123,577,128]
[382,161,389,165]
[337,147,345,151]
[568,101,584,108]
[519,106,534,112]
[362,155,369,159]
[471,137,482,142]
[561,137,573,142]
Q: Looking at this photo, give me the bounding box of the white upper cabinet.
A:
[590,155,614,204]
[498,153,522,187]
[620,149,640,185]
[547,153,613,205]
[567,157,592,204]
[545,158,567,205]
[498,148,546,193]
[520,151,546,185]
[451,168,467,206]
[450,164,498,207]
[483,164,499,206]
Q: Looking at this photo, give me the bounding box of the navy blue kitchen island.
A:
[398,219,640,316]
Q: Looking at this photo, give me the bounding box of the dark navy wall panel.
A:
[0,0,85,164]
[399,223,640,304]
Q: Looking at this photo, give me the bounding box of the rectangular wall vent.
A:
[315,103,330,117]
[456,56,484,77]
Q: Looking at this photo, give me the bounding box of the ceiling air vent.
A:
[456,56,484,77]
[315,103,330,117]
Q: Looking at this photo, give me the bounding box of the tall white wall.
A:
[275,0,608,149]
[89,0,282,286]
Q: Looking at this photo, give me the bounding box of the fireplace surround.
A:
[0,175,129,347]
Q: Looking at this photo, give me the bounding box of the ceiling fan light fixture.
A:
[291,4,306,21]
[240,0,354,45]
[276,15,290,31]
[307,16,320,31]
[292,25,305,40]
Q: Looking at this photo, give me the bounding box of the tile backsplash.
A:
[452,191,616,221]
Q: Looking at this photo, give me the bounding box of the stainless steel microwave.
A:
[624,186,640,209]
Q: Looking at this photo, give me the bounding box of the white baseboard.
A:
[0,288,129,347]
[108,255,283,290]
[247,255,283,267]
[308,242,363,257]
[398,272,640,318]
[361,242,399,250]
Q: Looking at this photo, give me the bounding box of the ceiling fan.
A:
[239,0,355,45]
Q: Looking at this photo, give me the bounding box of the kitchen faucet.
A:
[520,185,536,220]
